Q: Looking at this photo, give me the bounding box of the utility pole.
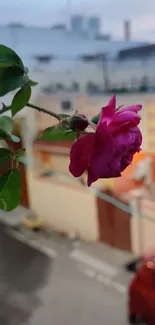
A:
[102,56,110,92]
[66,0,72,31]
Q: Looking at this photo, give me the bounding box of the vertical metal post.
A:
[101,56,110,92]
[20,105,43,230]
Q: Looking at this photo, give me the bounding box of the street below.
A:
[0,227,131,325]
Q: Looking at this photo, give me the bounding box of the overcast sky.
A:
[1,0,155,41]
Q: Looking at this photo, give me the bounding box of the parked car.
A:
[128,256,155,324]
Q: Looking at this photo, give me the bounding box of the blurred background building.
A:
[2,2,155,324]
[0,19,149,94]
[1,13,155,255]
[87,16,100,38]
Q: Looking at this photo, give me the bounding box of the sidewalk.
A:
[3,221,135,288]
[0,206,30,226]
[7,222,136,270]
[0,209,136,272]
[79,241,136,269]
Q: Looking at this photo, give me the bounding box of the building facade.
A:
[20,92,155,250]
[1,25,155,251]
[0,25,147,93]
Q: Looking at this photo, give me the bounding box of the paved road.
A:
[0,227,131,325]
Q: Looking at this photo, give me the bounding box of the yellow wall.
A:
[142,100,155,153]
[27,170,99,241]
[36,93,148,132]
[130,196,155,255]
[33,145,116,191]
[139,199,155,252]
[131,213,155,255]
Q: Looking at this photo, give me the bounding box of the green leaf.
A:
[0,148,12,166]
[0,168,21,211]
[24,67,29,74]
[0,45,24,69]
[91,113,100,125]
[28,78,38,87]
[0,116,13,140]
[15,148,26,158]
[0,130,8,140]
[0,66,28,97]
[15,148,27,165]
[0,116,13,136]
[0,116,20,142]
[37,124,76,142]
[0,66,27,96]
[11,84,31,116]
[58,114,70,119]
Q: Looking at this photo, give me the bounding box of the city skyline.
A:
[0,0,155,41]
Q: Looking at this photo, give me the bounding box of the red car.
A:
[128,257,155,324]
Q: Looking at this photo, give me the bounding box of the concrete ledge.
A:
[0,206,30,227]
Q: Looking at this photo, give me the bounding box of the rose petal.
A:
[69,134,94,177]
[109,111,141,132]
[113,128,142,158]
[68,95,143,187]
[121,153,134,171]
[87,169,98,187]
[118,104,142,113]
[98,95,116,126]
[89,123,115,180]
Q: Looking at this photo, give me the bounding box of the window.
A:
[61,100,72,111]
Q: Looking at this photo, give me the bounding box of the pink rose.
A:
[69,95,142,186]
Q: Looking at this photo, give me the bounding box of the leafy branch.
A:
[0,102,61,120]
[27,103,60,120]
[0,44,96,212]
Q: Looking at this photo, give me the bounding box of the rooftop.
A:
[0,26,147,64]
[118,43,155,60]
